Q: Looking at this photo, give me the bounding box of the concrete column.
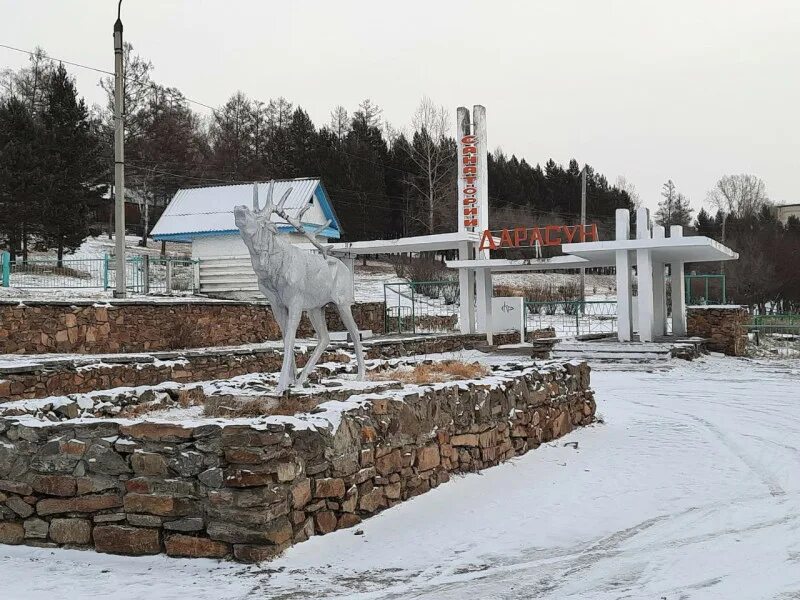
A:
[476,268,493,343]
[457,242,475,334]
[475,269,493,333]
[635,207,654,341]
[651,225,666,337]
[670,225,687,336]
[615,209,633,341]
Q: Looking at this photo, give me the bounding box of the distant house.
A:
[775,202,800,225]
[150,178,342,298]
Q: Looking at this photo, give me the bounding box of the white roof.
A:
[151,179,338,239]
[446,236,738,273]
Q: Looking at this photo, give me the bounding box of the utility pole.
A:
[113,1,126,297]
[579,167,587,305]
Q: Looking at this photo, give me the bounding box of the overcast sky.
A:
[1,0,798,213]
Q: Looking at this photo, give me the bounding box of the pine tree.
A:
[40,64,105,265]
[0,97,45,262]
[656,180,693,228]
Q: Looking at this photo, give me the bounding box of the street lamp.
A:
[113,0,126,297]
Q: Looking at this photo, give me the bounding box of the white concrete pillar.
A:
[670,225,687,336]
[651,260,666,337]
[457,243,475,334]
[476,268,493,343]
[635,207,654,341]
[614,209,633,341]
[651,225,666,337]
[637,250,655,342]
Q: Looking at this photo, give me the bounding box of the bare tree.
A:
[403,96,454,234]
[707,174,771,243]
[329,105,349,140]
[614,175,641,210]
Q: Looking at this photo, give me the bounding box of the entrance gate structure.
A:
[447,207,739,344]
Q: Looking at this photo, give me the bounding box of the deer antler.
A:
[252,180,334,257]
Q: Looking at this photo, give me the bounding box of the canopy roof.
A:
[151,178,341,242]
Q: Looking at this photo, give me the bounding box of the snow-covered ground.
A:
[3,354,799,599]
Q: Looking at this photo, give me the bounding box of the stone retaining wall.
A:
[687,305,749,356]
[0,361,594,562]
[0,300,385,355]
[0,333,536,402]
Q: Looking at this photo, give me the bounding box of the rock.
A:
[0,522,24,544]
[314,511,337,534]
[198,468,224,489]
[49,518,92,545]
[168,451,205,477]
[375,449,402,476]
[337,513,362,529]
[31,474,77,497]
[93,525,161,555]
[54,401,79,419]
[6,495,34,518]
[24,518,49,539]
[384,482,401,500]
[84,444,130,475]
[233,543,288,563]
[275,458,302,483]
[166,534,229,559]
[207,517,292,545]
[75,475,118,495]
[415,445,440,471]
[223,469,272,488]
[450,433,479,447]
[119,423,193,442]
[313,477,345,499]
[123,494,198,517]
[37,493,122,516]
[0,479,33,496]
[163,517,204,532]
[207,486,285,509]
[131,451,170,476]
[358,487,386,513]
[127,514,163,528]
[290,479,311,509]
[341,485,358,513]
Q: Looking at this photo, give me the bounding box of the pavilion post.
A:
[635,207,655,342]
[614,209,633,341]
[651,225,667,337]
[670,225,687,336]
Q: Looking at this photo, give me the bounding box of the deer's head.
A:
[234,181,292,243]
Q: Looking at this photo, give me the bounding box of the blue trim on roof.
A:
[153,223,341,243]
[315,183,343,233]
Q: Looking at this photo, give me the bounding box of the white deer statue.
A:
[234,181,365,393]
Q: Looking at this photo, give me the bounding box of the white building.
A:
[150,178,342,298]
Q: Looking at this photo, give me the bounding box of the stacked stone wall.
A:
[0,300,385,355]
[0,362,594,561]
[0,332,542,402]
[687,305,749,356]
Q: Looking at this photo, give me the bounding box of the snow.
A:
[2,354,799,598]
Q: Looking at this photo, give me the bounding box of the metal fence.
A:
[685,274,726,305]
[383,280,460,334]
[0,251,197,294]
[525,300,618,338]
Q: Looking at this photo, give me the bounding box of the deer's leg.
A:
[276,307,302,393]
[295,307,329,387]
[338,303,366,380]
[270,301,297,379]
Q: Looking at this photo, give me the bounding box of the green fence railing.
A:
[383,280,459,334]
[685,273,726,305]
[0,252,196,294]
[525,300,618,338]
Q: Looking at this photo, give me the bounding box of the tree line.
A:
[0,51,105,264]
[1,45,635,260]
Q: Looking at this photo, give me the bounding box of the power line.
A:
[0,43,114,76]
